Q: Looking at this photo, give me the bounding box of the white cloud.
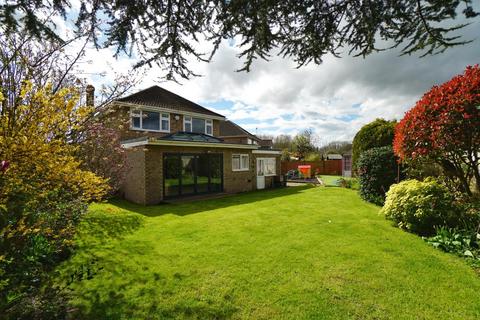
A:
[66,14,480,144]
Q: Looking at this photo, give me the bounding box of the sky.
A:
[58,10,480,145]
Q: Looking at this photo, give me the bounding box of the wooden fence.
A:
[281,160,343,176]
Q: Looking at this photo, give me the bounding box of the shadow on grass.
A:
[73,284,239,320]
[79,210,145,243]
[69,258,238,319]
[111,185,315,218]
[64,186,313,319]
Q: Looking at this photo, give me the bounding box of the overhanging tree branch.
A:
[0,0,478,81]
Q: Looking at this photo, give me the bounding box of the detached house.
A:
[111,86,282,205]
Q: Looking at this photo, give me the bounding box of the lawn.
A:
[60,187,480,319]
[319,175,342,186]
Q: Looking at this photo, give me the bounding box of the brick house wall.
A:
[123,147,147,204]
[221,136,248,144]
[223,149,256,194]
[122,145,258,204]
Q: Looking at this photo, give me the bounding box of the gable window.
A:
[184,116,213,135]
[131,109,169,132]
[232,154,249,171]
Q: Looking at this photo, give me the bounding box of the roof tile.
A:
[116,86,224,118]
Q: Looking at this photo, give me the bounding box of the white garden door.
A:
[256,158,265,189]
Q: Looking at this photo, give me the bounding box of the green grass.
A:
[60,187,480,319]
[319,175,342,186]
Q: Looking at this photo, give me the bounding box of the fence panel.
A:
[281,160,342,176]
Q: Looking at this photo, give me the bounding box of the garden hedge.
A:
[357,146,399,205]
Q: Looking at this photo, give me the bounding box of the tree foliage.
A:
[293,129,316,161]
[0,30,134,193]
[318,140,352,156]
[393,65,480,195]
[0,83,108,202]
[273,134,293,151]
[352,118,396,169]
[0,31,140,122]
[1,1,478,81]
[78,122,129,196]
[0,25,132,320]
[0,83,108,318]
[357,146,400,205]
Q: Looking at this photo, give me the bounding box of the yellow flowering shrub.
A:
[0,82,108,202]
[0,83,109,318]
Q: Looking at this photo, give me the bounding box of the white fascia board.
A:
[252,150,282,155]
[120,140,149,148]
[121,139,259,150]
[114,101,226,121]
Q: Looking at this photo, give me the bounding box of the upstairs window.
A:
[184,116,213,135]
[161,114,170,131]
[131,109,169,132]
[192,118,205,133]
[131,109,142,128]
[184,116,192,132]
[206,119,213,135]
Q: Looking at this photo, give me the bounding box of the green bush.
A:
[357,146,399,205]
[0,190,87,319]
[424,227,480,263]
[338,177,359,190]
[305,153,321,161]
[352,118,396,170]
[381,179,462,235]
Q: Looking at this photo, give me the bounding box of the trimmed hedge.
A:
[357,146,399,205]
[381,179,459,236]
[352,118,396,170]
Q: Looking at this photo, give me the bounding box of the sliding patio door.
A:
[209,155,223,193]
[163,153,223,198]
[164,154,181,197]
[181,155,196,195]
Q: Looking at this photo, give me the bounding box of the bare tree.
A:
[0,26,143,133]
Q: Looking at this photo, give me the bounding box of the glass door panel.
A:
[181,155,196,195]
[164,154,180,197]
[196,154,210,193]
[164,153,223,198]
[210,154,223,192]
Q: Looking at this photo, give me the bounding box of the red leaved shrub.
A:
[394,65,480,194]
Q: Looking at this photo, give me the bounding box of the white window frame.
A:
[160,113,170,131]
[183,115,192,132]
[184,115,213,135]
[130,108,170,133]
[206,119,213,135]
[257,157,276,176]
[232,154,249,171]
[131,109,142,129]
